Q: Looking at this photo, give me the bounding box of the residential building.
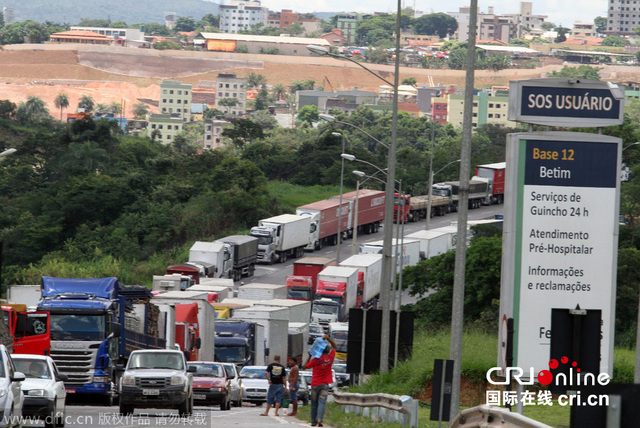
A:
[48,30,111,45]
[431,97,448,124]
[572,22,597,37]
[216,74,247,116]
[266,9,321,33]
[148,114,184,144]
[320,29,347,46]
[296,89,334,111]
[605,0,640,35]
[200,32,330,55]
[219,0,269,34]
[335,13,361,44]
[70,27,144,44]
[159,80,193,121]
[165,12,177,30]
[203,118,232,150]
[446,92,511,128]
[502,2,547,35]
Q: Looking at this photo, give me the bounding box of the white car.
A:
[0,345,25,428]
[12,355,66,428]
[238,365,268,405]
[221,363,243,407]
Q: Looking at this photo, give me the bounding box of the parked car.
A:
[239,365,268,406]
[299,369,337,393]
[221,363,243,407]
[0,344,25,428]
[12,355,66,428]
[333,363,350,388]
[296,370,309,406]
[308,323,324,344]
[118,350,195,417]
[188,362,231,411]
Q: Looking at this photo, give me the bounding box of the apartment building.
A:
[216,74,247,116]
[159,80,193,122]
[219,0,269,34]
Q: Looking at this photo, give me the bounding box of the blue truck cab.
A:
[37,277,165,404]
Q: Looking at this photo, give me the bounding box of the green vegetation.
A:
[266,182,344,212]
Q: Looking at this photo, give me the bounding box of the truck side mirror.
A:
[194,338,202,349]
[110,323,122,338]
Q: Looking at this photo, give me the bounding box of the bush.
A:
[235,45,249,53]
[153,41,181,50]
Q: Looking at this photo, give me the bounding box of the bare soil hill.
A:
[0,44,637,121]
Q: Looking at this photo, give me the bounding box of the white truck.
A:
[189,241,232,278]
[232,306,289,363]
[339,253,382,307]
[249,214,311,264]
[312,266,359,325]
[359,238,421,273]
[7,284,42,307]
[405,228,455,261]
[237,283,287,300]
[151,291,217,361]
[288,322,309,363]
[152,274,193,292]
[255,299,311,323]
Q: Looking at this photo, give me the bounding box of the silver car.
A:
[12,355,66,428]
[0,345,25,428]
[239,366,268,406]
[222,363,243,407]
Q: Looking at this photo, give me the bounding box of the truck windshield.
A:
[432,189,449,197]
[49,314,106,341]
[316,295,343,305]
[214,346,247,363]
[287,289,312,300]
[251,234,272,245]
[313,304,339,315]
[333,331,348,341]
[335,340,348,353]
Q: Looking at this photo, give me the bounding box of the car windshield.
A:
[13,359,51,379]
[239,367,266,379]
[128,352,184,370]
[188,363,225,377]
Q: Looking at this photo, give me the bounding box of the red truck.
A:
[1,304,50,355]
[175,303,201,361]
[286,257,337,301]
[296,200,351,250]
[331,189,386,236]
[311,266,363,325]
[474,162,506,204]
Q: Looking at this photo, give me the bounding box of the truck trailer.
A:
[250,214,311,264]
[474,162,506,204]
[232,306,289,363]
[312,266,359,325]
[214,320,266,367]
[339,253,382,307]
[296,200,350,251]
[331,189,386,236]
[432,178,491,210]
[214,235,259,281]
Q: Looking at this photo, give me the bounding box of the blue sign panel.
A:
[524,139,618,188]
[520,86,621,120]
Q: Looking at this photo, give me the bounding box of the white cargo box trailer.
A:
[359,238,421,273]
[237,283,287,300]
[339,253,382,304]
[405,229,454,260]
[255,299,311,323]
[186,284,230,301]
[232,306,289,362]
[7,284,42,307]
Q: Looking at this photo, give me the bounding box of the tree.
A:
[402,77,417,86]
[285,22,305,36]
[253,86,270,111]
[222,118,264,149]
[54,93,69,121]
[78,95,95,113]
[110,21,128,28]
[109,102,123,116]
[218,98,239,114]
[174,16,196,32]
[601,35,628,47]
[200,13,219,28]
[272,83,287,100]
[549,65,602,80]
[252,110,279,130]
[289,80,315,93]
[595,16,607,34]
[144,23,171,36]
[296,105,319,124]
[246,72,267,89]
[0,22,26,45]
[414,13,458,38]
[24,21,48,43]
[365,48,389,64]
[95,103,109,115]
[15,96,50,122]
[0,100,16,119]
[509,38,530,47]
[78,19,110,27]
[133,102,149,118]
[554,26,570,43]
[61,141,110,173]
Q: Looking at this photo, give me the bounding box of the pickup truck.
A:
[118,349,196,417]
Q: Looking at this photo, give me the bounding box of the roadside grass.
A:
[266,181,346,212]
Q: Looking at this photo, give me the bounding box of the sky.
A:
[260,0,608,28]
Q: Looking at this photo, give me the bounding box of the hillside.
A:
[3,0,218,25]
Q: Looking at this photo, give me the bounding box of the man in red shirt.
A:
[304,334,337,427]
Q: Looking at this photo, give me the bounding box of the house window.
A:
[168,135,172,139]
[151,124,156,129]
[170,90,174,94]
[159,124,164,129]
[178,90,182,95]
[495,114,501,118]
[168,125,172,130]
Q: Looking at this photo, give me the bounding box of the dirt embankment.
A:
[0,44,637,120]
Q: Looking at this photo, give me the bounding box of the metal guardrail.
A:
[450,405,553,428]
[333,391,419,427]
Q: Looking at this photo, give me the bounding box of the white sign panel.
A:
[499,132,620,378]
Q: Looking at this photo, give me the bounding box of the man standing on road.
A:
[305,334,337,427]
[286,357,300,417]
[262,355,287,417]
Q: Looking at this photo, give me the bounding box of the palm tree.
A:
[16,96,49,122]
[78,95,95,113]
[273,83,287,101]
[133,102,149,118]
[109,101,123,116]
[54,93,69,121]
[95,103,109,115]
[63,141,110,173]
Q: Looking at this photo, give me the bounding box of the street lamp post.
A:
[426,159,461,230]
[334,132,346,263]
[308,1,401,372]
[0,148,16,158]
[352,170,387,255]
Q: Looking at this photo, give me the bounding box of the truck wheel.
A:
[270,253,276,264]
[119,403,134,416]
[280,252,287,263]
[248,265,255,277]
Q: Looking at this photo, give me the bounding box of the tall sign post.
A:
[499,79,623,387]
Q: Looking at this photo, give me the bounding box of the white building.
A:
[219,0,269,34]
[216,74,247,116]
[70,27,144,43]
[605,0,640,35]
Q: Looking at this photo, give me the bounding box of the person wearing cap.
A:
[304,334,337,427]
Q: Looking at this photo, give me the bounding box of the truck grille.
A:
[50,348,98,387]
[136,377,171,388]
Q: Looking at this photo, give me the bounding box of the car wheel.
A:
[236,395,243,408]
[119,403,134,416]
[178,396,191,417]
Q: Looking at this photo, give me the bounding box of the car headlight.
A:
[93,376,108,383]
[170,376,185,386]
[28,390,46,397]
[122,376,136,386]
[211,387,222,392]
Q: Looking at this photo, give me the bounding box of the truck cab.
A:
[249,226,277,264]
[1,304,50,356]
[393,193,410,223]
[311,298,341,327]
[285,276,314,300]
